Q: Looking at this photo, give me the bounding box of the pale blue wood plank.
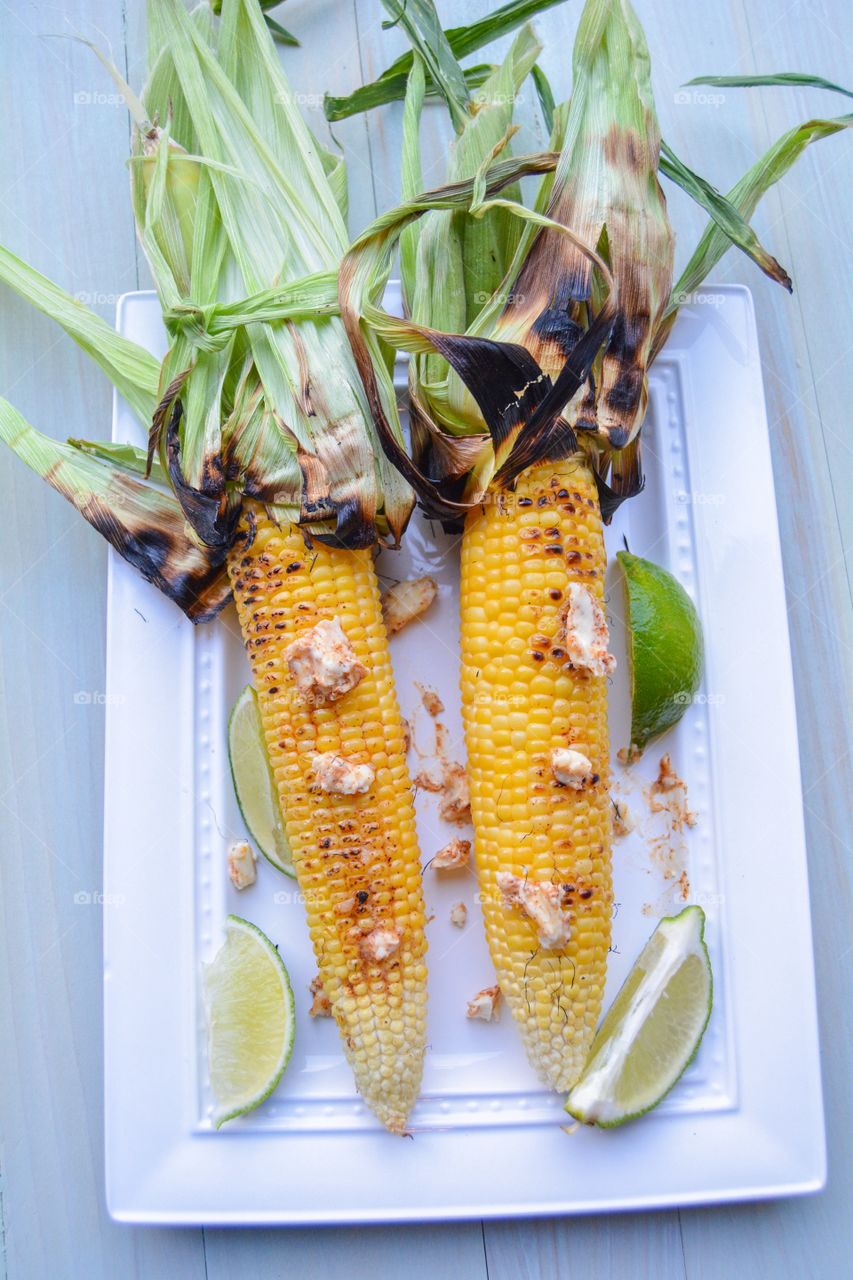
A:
[668,0,853,1274]
[485,1213,686,1280]
[204,1224,488,1279]
[0,1,205,1276]
[0,2,850,1276]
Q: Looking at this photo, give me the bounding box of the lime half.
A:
[228,685,294,876]
[204,915,295,1128]
[618,551,704,754]
[566,905,712,1127]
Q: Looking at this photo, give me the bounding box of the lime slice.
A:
[228,685,294,877]
[566,905,712,1127]
[203,914,295,1128]
[618,550,704,754]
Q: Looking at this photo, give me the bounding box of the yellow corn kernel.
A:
[460,458,613,1090]
[227,501,428,1133]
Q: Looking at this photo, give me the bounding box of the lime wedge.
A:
[618,550,704,754]
[566,905,712,1127]
[228,685,294,877]
[203,915,295,1128]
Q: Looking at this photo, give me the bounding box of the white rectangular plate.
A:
[104,285,825,1223]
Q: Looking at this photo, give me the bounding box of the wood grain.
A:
[0,1,207,1275]
[0,1,850,1277]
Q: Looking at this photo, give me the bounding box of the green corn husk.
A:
[324,0,569,121]
[210,0,299,45]
[338,0,670,517]
[0,0,415,619]
[336,0,850,523]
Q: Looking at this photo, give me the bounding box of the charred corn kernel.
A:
[460,459,613,1090]
[227,501,427,1133]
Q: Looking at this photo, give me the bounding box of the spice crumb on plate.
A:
[646,752,697,830]
[432,837,471,870]
[416,681,444,717]
[381,575,438,635]
[227,840,257,890]
[439,759,471,825]
[308,975,332,1018]
[612,798,635,838]
[450,902,468,928]
[466,985,502,1022]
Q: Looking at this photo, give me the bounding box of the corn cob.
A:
[228,502,427,1133]
[460,458,612,1089]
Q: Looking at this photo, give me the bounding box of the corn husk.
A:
[324,0,569,122]
[0,0,414,621]
[338,0,850,524]
[339,0,664,518]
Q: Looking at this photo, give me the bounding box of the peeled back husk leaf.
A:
[0,397,230,620]
[345,0,673,522]
[490,0,673,471]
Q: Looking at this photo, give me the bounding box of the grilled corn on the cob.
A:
[461,459,613,1088]
[228,504,427,1133]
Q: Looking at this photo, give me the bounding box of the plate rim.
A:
[103,283,826,1223]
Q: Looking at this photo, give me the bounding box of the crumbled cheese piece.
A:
[617,744,642,766]
[450,902,468,928]
[361,925,402,963]
[550,747,597,789]
[417,683,444,717]
[559,584,616,676]
[612,799,635,838]
[648,753,697,829]
[227,840,257,891]
[312,751,375,795]
[308,975,332,1018]
[432,837,471,871]
[381,576,438,635]
[414,767,442,793]
[652,753,681,792]
[466,985,502,1022]
[496,872,571,949]
[439,761,471,825]
[284,617,366,705]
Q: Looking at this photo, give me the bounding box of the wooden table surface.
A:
[1,2,850,1276]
